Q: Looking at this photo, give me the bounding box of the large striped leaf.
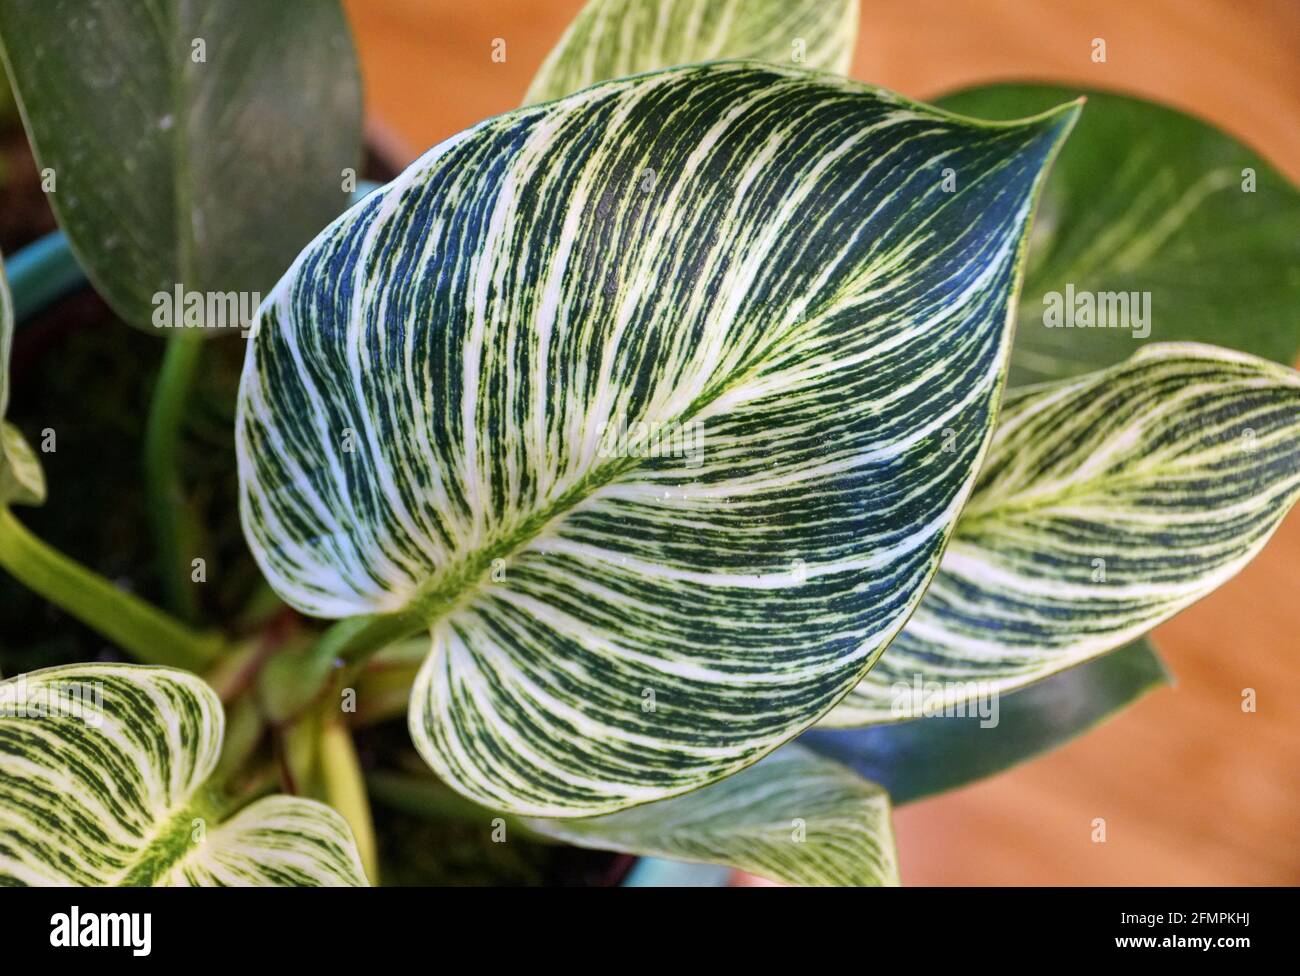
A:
[0,664,367,886]
[524,0,859,105]
[528,745,899,886]
[933,84,1300,387]
[823,343,1300,726]
[0,257,44,507]
[236,62,1078,816]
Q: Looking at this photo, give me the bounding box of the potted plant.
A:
[0,0,1296,888]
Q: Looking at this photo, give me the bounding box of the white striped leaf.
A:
[236,62,1079,816]
[0,257,45,507]
[527,744,899,886]
[525,0,859,105]
[155,795,368,887]
[0,664,367,886]
[0,424,44,508]
[823,343,1300,726]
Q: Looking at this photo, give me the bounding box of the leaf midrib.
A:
[163,2,195,292]
[959,438,1300,533]
[402,444,646,626]
[112,794,215,887]
[396,267,862,629]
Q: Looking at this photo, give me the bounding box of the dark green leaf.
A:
[0,0,363,334]
[935,84,1300,386]
[801,639,1169,804]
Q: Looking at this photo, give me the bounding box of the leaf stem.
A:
[0,506,224,670]
[319,719,380,883]
[257,610,424,723]
[323,610,427,666]
[365,770,540,841]
[210,763,279,822]
[143,332,205,621]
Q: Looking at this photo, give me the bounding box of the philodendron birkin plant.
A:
[0,0,1298,887]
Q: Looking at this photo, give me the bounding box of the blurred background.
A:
[340,0,1300,885]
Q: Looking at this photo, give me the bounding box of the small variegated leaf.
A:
[527,745,898,886]
[524,0,859,105]
[823,343,1300,726]
[0,258,44,507]
[0,664,367,886]
[237,63,1078,816]
[0,422,44,508]
[156,795,367,887]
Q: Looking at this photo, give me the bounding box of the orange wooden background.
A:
[342,0,1300,885]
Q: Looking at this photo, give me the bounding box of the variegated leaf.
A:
[0,424,45,507]
[0,257,45,507]
[528,744,898,886]
[0,664,367,886]
[824,343,1300,726]
[236,62,1078,816]
[524,0,859,105]
[156,795,368,887]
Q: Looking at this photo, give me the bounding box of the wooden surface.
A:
[343,0,1300,885]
